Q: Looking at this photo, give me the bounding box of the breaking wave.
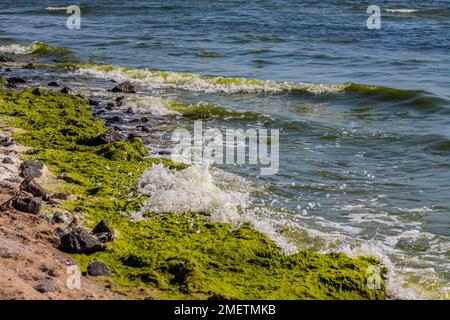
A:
[74,64,347,95]
[0,41,73,57]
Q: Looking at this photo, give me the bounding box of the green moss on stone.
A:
[0,76,8,86]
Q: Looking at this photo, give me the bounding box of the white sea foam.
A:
[0,44,35,55]
[386,9,420,13]
[138,163,249,222]
[122,96,180,116]
[45,7,68,11]
[75,65,347,95]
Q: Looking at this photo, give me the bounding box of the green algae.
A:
[0,87,387,300]
[0,76,8,86]
[167,101,265,121]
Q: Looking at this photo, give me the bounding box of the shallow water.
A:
[1,0,449,299]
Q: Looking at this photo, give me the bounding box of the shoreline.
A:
[0,59,387,300]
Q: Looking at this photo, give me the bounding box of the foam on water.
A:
[138,163,249,222]
[0,43,36,55]
[386,9,420,13]
[122,96,180,116]
[45,7,68,11]
[75,64,347,95]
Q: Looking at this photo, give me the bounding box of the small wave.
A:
[386,9,420,13]
[167,101,266,120]
[0,43,36,55]
[345,83,449,112]
[75,64,347,95]
[195,51,225,58]
[45,6,68,11]
[121,96,179,116]
[0,41,73,57]
[424,139,450,156]
[121,96,266,120]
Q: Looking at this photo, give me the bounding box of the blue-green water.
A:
[1,0,449,299]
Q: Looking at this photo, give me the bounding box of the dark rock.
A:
[53,227,66,238]
[7,76,27,84]
[88,129,124,146]
[60,86,72,94]
[157,150,171,156]
[106,102,115,109]
[23,62,36,69]
[40,214,53,224]
[0,55,13,62]
[87,260,112,277]
[51,193,69,200]
[12,197,42,214]
[88,98,99,106]
[52,212,73,224]
[0,136,14,147]
[92,220,115,243]
[20,160,44,178]
[48,269,58,277]
[116,96,125,106]
[40,266,58,277]
[59,228,104,254]
[129,118,140,123]
[127,133,143,141]
[143,296,156,300]
[47,81,59,87]
[141,117,149,123]
[46,198,59,207]
[1,157,13,164]
[34,279,55,293]
[126,107,134,114]
[111,81,136,93]
[31,87,45,96]
[141,126,151,133]
[105,116,121,124]
[94,109,106,116]
[68,217,79,229]
[24,179,46,197]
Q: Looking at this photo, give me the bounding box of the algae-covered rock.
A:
[0,76,8,86]
[92,220,115,243]
[88,129,124,146]
[88,260,112,276]
[96,137,148,161]
[111,81,137,93]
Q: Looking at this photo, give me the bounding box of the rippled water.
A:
[1,0,449,299]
